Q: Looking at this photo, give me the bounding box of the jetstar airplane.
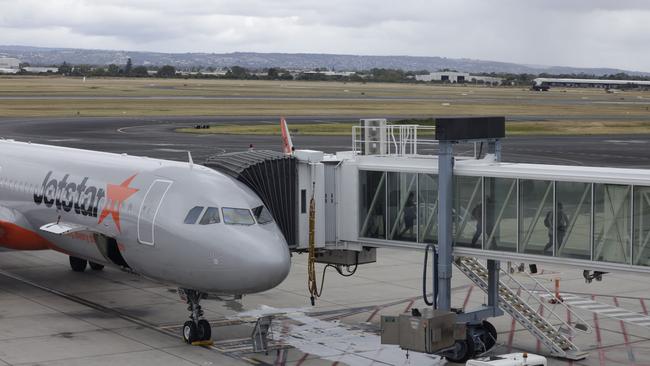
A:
[0,138,291,343]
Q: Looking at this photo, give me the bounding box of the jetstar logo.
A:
[34,171,139,232]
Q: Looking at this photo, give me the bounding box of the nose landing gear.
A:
[178,288,212,344]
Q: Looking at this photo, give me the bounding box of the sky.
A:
[1,0,649,71]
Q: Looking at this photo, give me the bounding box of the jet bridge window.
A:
[222,207,255,225]
[184,206,204,224]
[252,205,274,224]
[199,207,221,225]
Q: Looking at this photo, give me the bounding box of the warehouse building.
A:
[0,57,21,74]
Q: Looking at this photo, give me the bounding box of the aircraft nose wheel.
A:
[179,289,212,343]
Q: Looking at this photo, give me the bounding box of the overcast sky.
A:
[1,0,649,71]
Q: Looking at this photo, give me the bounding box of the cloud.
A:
[0,0,649,71]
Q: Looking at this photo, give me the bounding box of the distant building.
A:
[0,57,21,74]
[0,57,20,69]
[415,71,502,85]
[22,66,59,73]
[302,70,356,77]
[468,75,503,85]
[415,71,469,83]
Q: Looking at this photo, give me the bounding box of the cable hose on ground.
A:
[423,244,436,307]
[307,183,319,305]
[307,185,360,305]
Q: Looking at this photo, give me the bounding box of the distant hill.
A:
[1,45,648,76]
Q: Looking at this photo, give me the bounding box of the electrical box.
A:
[381,309,457,354]
[361,118,387,155]
[314,247,377,266]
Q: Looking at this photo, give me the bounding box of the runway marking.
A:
[593,295,606,366]
[462,285,474,311]
[538,291,650,329]
[614,297,636,363]
[156,148,188,153]
[641,299,648,315]
[403,298,415,313]
[365,306,381,323]
[295,354,310,366]
[605,140,648,144]
[47,138,80,142]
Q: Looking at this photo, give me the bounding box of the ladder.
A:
[454,256,588,360]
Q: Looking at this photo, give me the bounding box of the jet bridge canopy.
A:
[205,150,297,247]
[352,155,650,274]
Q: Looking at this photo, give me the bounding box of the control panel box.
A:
[314,247,376,266]
[381,309,457,354]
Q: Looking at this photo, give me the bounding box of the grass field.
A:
[2,76,650,135]
[177,120,650,136]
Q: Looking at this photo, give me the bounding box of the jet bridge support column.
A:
[486,140,502,312]
[437,141,454,311]
[381,117,506,362]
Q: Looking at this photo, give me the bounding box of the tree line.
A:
[21,58,650,86]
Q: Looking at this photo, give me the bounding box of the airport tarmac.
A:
[1,116,650,365]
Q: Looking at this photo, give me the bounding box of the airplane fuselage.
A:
[0,139,291,294]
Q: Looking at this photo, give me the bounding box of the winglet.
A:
[280,117,294,154]
[188,151,194,169]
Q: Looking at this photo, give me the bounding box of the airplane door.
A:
[137,179,173,245]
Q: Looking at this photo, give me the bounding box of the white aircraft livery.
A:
[0,139,291,343]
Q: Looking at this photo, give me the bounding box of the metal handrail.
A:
[498,267,586,339]
[352,124,437,156]
[524,274,593,334]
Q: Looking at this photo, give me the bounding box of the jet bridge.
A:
[207,117,650,361]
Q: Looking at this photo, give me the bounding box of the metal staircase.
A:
[454,256,588,360]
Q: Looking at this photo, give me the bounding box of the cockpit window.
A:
[252,205,274,224]
[222,207,255,225]
[199,207,221,225]
[184,206,204,224]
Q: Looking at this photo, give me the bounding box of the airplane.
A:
[0,138,291,343]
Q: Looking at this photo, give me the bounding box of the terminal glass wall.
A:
[594,184,630,264]
[357,170,649,267]
[453,176,482,249]
[418,174,438,243]
[359,170,386,239]
[634,186,650,266]
[387,172,417,242]
[519,179,553,256]
[555,181,591,260]
[484,177,517,252]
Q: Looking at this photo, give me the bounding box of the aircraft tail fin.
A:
[280,117,294,154]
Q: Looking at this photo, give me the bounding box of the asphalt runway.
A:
[0,116,649,168]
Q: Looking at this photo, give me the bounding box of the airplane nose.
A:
[233,228,291,293]
[258,234,291,289]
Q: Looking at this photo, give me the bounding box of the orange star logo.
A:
[98,174,139,232]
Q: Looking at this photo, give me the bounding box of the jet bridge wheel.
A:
[69,256,87,272]
[481,320,497,351]
[445,334,475,363]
